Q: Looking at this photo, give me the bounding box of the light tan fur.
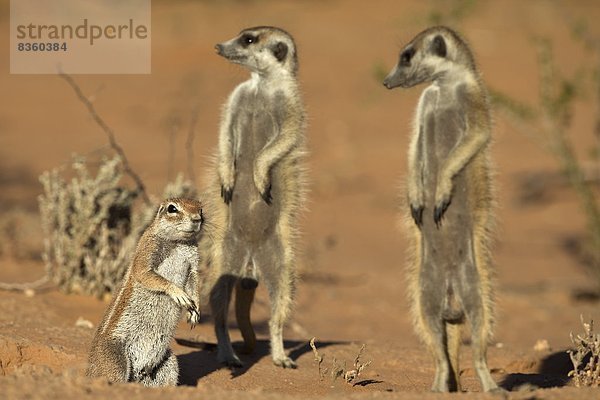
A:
[87,198,203,386]
[384,26,500,392]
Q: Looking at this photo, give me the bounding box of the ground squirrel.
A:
[87,198,203,386]
[204,26,307,369]
[384,26,500,392]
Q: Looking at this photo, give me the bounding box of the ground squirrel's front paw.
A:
[169,287,196,311]
[221,184,234,205]
[273,356,297,369]
[187,307,200,328]
[410,204,424,228]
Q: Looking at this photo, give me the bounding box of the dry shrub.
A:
[38,154,196,297]
[568,316,600,387]
[39,155,141,296]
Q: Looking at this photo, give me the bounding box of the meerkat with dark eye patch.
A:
[87,198,203,386]
[204,26,307,369]
[383,26,500,393]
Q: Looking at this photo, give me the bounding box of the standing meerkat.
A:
[206,26,307,369]
[87,198,203,386]
[383,26,500,392]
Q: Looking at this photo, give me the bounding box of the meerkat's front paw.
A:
[434,177,453,227]
[410,204,424,228]
[219,163,235,205]
[260,183,273,205]
[253,165,272,205]
[273,356,297,369]
[408,187,425,228]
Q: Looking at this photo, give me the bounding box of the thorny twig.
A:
[0,276,49,293]
[309,337,326,380]
[58,71,150,205]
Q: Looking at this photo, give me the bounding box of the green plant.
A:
[491,37,600,281]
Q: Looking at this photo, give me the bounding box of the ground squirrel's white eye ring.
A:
[167,204,179,214]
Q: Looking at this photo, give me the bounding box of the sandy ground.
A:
[1,0,600,399]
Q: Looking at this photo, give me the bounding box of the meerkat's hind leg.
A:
[446,322,462,392]
[468,312,500,392]
[256,236,297,369]
[419,266,456,391]
[210,273,242,368]
[458,263,501,392]
[424,315,453,392]
[235,280,257,354]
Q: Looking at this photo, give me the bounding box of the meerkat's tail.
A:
[235,280,257,354]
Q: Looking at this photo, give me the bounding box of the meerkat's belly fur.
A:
[229,88,285,241]
[417,88,490,323]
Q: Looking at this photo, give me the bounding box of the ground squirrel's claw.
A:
[188,308,200,328]
[171,289,195,311]
[410,204,424,228]
[434,198,451,228]
[221,185,233,205]
[261,183,273,205]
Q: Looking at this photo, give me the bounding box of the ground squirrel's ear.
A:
[431,35,447,58]
[272,42,288,62]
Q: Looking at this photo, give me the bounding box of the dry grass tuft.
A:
[568,315,600,387]
[309,337,372,385]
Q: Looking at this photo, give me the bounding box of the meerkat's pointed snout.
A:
[383,75,393,89]
[215,43,224,55]
[383,65,407,90]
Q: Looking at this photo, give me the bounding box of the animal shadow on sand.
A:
[176,337,346,386]
[500,350,573,391]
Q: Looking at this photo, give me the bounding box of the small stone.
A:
[75,317,94,329]
[533,339,550,352]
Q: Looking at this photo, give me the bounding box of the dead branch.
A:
[0,275,49,293]
[58,71,150,205]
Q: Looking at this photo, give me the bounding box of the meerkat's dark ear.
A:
[431,35,447,58]
[272,42,288,62]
